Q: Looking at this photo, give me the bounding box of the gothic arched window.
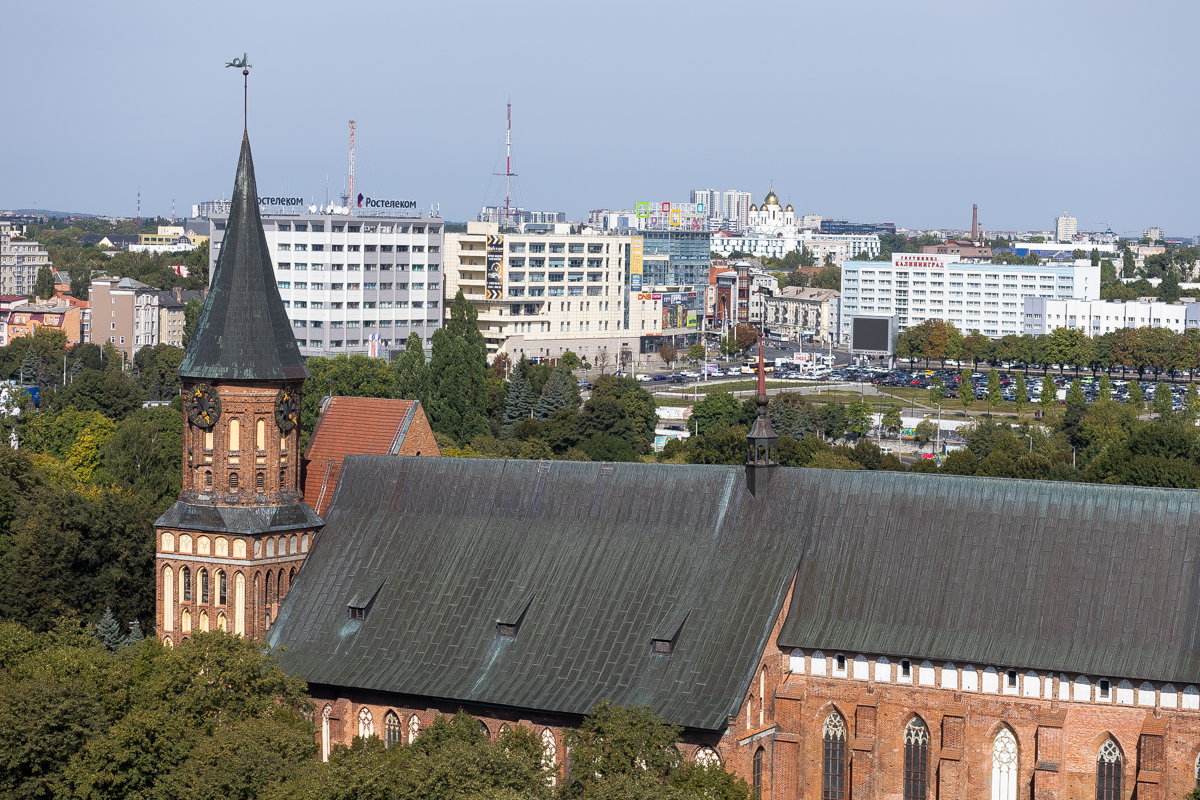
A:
[903,718,930,800]
[200,569,209,603]
[752,746,764,798]
[822,713,847,800]
[321,705,332,762]
[358,707,373,739]
[217,570,227,605]
[408,714,420,743]
[992,727,1018,800]
[182,567,192,601]
[385,711,400,748]
[542,729,557,786]
[1096,739,1121,800]
[695,746,720,766]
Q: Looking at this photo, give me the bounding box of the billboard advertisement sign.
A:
[630,237,643,290]
[661,292,698,330]
[850,315,895,355]
[636,202,649,218]
[485,234,504,300]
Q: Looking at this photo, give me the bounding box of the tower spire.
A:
[745,335,777,497]
[179,133,308,381]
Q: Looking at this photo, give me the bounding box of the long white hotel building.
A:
[839,253,1101,342]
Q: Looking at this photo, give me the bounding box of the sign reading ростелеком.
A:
[356,193,417,210]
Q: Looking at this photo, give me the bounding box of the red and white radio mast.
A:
[493,100,517,229]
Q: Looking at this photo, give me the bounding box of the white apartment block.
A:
[839,253,1101,342]
[0,222,50,297]
[207,213,444,356]
[711,231,880,263]
[445,222,687,365]
[1054,214,1078,243]
[1023,297,1200,337]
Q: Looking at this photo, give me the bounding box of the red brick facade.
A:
[155,380,319,643]
[714,581,1200,800]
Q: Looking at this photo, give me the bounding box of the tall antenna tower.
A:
[136,188,141,226]
[348,119,356,215]
[493,100,517,229]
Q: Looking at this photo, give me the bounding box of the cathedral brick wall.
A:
[710,574,1200,800]
[306,686,724,778]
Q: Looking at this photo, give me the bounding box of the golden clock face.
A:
[186,384,221,428]
[275,385,300,434]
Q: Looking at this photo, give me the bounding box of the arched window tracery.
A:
[822,713,847,800]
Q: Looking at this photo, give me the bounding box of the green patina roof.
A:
[269,459,1200,732]
[178,134,308,382]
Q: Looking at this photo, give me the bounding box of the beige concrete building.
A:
[446,222,668,365]
[90,277,202,354]
[763,287,840,343]
[88,276,152,357]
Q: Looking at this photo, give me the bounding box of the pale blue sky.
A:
[3,0,1196,235]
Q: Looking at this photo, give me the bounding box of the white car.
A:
[636,374,652,381]
[680,370,700,378]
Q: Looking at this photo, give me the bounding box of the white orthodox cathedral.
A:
[712,187,881,262]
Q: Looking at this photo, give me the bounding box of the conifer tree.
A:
[393,332,429,403]
[1014,373,1027,415]
[986,369,1001,416]
[1127,379,1144,411]
[34,265,55,300]
[533,366,577,419]
[126,620,145,645]
[1153,382,1174,418]
[1065,378,1086,412]
[1039,374,1057,415]
[95,607,124,650]
[960,370,975,412]
[503,358,536,426]
[1185,382,1200,420]
[1098,373,1112,400]
[426,292,489,443]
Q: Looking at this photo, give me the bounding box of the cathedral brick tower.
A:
[154,132,323,644]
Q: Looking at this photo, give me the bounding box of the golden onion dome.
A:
[763,190,780,206]
[749,203,758,212]
[785,202,794,212]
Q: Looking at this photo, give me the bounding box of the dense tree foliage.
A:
[0,625,747,800]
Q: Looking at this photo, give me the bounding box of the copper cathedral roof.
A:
[178,134,309,381]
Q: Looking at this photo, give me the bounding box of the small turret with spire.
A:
[745,337,778,497]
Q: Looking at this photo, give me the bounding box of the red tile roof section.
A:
[301,396,439,516]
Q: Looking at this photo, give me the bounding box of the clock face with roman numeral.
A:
[275,385,300,433]
[186,384,221,428]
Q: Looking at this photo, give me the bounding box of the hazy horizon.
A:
[3,0,1196,236]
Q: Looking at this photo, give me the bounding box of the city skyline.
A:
[2,0,1197,235]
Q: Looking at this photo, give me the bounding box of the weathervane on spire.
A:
[225,53,252,130]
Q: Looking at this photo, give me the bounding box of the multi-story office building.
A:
[839,253,1101,342]
[477,207,566,226]
[690,189,720,217]
[207,213,444,357]
[192,200,232,218]
[819,219,896,236]
[721,190,753,229]
[1054,214,1078,243]
[0,222,51,297]
[639,230,710,287]
[1144,226,1165,242]
[444,223,703,364]
[1023,297,1200,337]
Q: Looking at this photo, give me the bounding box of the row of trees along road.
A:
[896,318,1200,379]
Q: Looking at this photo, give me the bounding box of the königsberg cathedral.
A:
[158,127,1200,800]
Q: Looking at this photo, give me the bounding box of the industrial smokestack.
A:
[971,204,978,240]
